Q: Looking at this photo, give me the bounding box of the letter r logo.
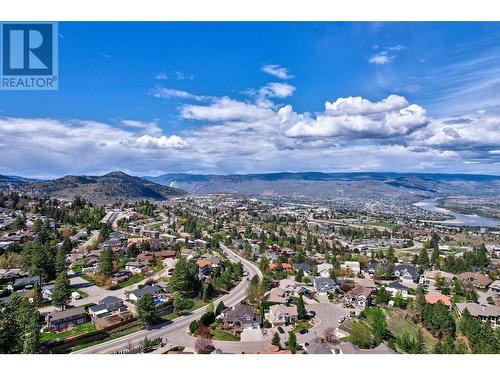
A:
[2,23,54,75]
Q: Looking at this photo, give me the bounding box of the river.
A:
[413,199,500,228]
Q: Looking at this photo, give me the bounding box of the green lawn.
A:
[112,273,146,289]
[292,320,312,333]
[209,324,240,341]
[68,321,144,352]
[71,265,83,273]
[366,221,397,229]
[160,298,207,321]
[144,221,167,230]
[80,274,95,284]
[41,322,97,344]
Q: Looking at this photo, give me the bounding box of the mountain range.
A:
[1,171,499,204]
[0,171,185,204]
[144,172,500,201]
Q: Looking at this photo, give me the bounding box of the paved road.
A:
[74,244,263,354]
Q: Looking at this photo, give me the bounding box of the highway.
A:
[74,244,263,354]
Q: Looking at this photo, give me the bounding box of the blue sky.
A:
[1,22,500,177]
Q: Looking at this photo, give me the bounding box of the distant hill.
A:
[0,175,33,189]
[144,172,500,200]
[24,171,186,204]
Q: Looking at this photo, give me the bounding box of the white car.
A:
[337,315,345,323]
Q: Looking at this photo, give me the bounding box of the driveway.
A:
[298,303,347,344]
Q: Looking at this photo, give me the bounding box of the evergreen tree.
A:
[136,294,156,329]
[127,243,138,258]
[52,271,72,310]
[171,257,200,295]
[55,248,67,275]
[415,285,426,322]
[215,301,225,316]
[296,294,308,320]
[172,291,185,314]
[271,332,281,348]
[415,328,425,354]
[295,269,304,282]
[22,314,41,354]
[367,307,387,346]
[288,331,297,354]
[418,248,429,269]
[98,247,114,277]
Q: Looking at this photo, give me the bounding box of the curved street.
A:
[74,244,263,354]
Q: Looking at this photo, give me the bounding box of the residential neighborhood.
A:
[0,191,499,355]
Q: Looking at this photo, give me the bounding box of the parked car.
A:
[309,310,316,317]
[337,315,345,323]
[277,327,285,334]
[299,329,309,334]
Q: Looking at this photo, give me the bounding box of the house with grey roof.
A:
[386,281,409,298]
[313,277,337,299]
[222,303,261,332]
[128,285,162,302]
[88,296,126,319]
[45,306,88,331]
[455,302,500,328]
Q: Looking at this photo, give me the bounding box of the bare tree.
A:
[323,327,340,344]
[195,337,215,354]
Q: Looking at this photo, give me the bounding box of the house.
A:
[420,270,455,285]
[128,285,162,302]
[45,306,88,331]
[394,264,419,283]
[278,279,310,297]
[223,303,261,333]
[425,293,451,308]
[197,259,212,277]
[10,275,42,290]
[86,255,99,266]
[455,302,500,328]
[386,281,409,298]
[204,255,221,268]
[313,277,337,297]
[263,287,289,304]
[164,234,177,243]
[137,250,176,263]
[344,285,374,307]
[459,272,492,289]
[488,280,500,294]
[317,263,333,278]
[125,261,147,274]
[293,263,313,276]
[341,261,360,275]
[180,248,200,259]
[88,296,127,319]
[194,239,207,248]
[265,304,298,327]
[362,261,382,277]
[269,263,292,271]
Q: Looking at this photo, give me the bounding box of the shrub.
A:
[189,320,200,334]
[196,325,211,338]
[199,311,215,327]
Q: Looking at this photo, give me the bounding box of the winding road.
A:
[74,244,264,354]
